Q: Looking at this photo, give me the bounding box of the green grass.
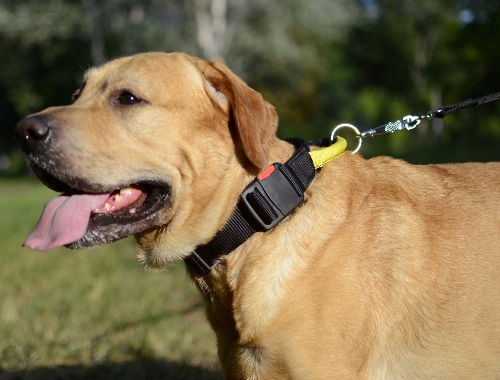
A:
[0,179,222,379]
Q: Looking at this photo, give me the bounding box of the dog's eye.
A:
[117,91,142,105]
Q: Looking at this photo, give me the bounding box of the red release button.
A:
[258,164,276,181]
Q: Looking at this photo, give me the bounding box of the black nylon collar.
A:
[184,138,315,275]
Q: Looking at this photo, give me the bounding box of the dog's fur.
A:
[16,52,500,379]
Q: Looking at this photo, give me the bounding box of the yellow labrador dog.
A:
[15,52,500,379]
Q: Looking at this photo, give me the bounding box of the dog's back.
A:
[235,155,500,379]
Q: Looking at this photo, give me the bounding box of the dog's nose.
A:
[15,115,52,153]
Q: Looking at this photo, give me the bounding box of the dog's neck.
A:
[257,137,297,170]
[186,137,303,373]
[184,137,313,274]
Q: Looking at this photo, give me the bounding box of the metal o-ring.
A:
[331,124,362,154]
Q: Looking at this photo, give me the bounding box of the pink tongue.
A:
[23,193,111,251]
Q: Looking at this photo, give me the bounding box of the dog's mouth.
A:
[24,164,170,251]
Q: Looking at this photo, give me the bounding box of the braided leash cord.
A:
[434,92,500,118]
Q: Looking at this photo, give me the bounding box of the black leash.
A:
[433,92,500,118]
[357,91,500,139]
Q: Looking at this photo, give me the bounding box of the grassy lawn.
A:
[0,179,222,379]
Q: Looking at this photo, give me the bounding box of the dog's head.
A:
[15,52,278,268]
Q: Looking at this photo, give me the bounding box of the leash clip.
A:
[357,114,422,139]
[402,115,421,129]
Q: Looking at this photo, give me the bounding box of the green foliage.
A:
[314,0,498,161]
[0,0,499,163]
[0,2,499,206]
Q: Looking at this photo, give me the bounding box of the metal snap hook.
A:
[331,123,362,154]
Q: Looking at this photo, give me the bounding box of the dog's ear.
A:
[197,59,278,171]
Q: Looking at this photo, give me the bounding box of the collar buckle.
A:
[241,162,305,231]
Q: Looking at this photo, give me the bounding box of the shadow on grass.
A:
[0,358,223,380]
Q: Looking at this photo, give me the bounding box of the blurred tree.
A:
[189,0,248,61]
[339,0,500,161]
[0,0,499,174]
[194,0,362,140]
[344,0,461,140]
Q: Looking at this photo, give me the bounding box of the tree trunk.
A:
[193,0,228,61]
[81,0,106,65]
